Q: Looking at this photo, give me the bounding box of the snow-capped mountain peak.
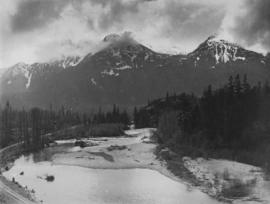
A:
[188,35,255,66]
[8,62,31,77]
[102,32,140,50]
[92,36,171,76]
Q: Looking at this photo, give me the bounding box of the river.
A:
[3,144,223,204]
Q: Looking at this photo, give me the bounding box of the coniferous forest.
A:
[134,74,270,170]
[0,104,130,150]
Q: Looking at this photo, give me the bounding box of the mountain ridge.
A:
[1,34,269,111]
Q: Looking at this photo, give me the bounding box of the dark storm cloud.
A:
[95,0,149,30]
[10,0,151,33]
[161,1,225,40]
[90,0,153,7]
[10,0,68,32]
[88,0,225,43]
[230,0,270,50]
[7,0,269,67]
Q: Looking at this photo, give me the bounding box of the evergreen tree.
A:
[31,108,42,149]
[0,102,13,147]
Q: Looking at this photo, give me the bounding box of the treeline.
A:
[85,105,129,127]
[0,103,130,149]
[0,103,81,150]
[134,75,270,169]
[82,105,130,137]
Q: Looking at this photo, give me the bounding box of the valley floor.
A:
[54,128,270,204]
[1,128,270,204]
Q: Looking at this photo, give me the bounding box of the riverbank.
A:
[157,145,270,204]
[1,128,175,204]
[2,128,270,204]
[3,128,203,204]
[0,144,36,204]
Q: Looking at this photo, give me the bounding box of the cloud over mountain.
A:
[0,0,269,67]
[225,0,270,51]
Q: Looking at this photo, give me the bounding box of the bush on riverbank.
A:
[158,133,270,173]
[88,123,125,137]
[221,178,252,199]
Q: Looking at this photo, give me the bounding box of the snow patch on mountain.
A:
[12,63,32,88]
[2,56,82,89]
[131,55,136,63]
[90,77,97,85]
[5,62,32,88]
[206,36,246,64]
[144,53,150,61]
[115,65,132,70]
[101,69,119,77]
[112,49,121,58]
[49,56,82,68]
[10,63,31,77]
[25,73,32,88]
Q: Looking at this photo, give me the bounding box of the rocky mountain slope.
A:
[187,35,265,67]
[1,56,81,93]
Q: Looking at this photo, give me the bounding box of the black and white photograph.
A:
[0,0,270,203]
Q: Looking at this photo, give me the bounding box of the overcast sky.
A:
[0,0,269,68]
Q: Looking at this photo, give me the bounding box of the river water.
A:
[3,146,223,204]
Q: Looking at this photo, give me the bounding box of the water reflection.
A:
[30,144,72,162]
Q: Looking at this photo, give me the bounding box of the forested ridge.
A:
[134,74,270,170]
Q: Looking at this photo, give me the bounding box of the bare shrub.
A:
[221,179,251,199]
